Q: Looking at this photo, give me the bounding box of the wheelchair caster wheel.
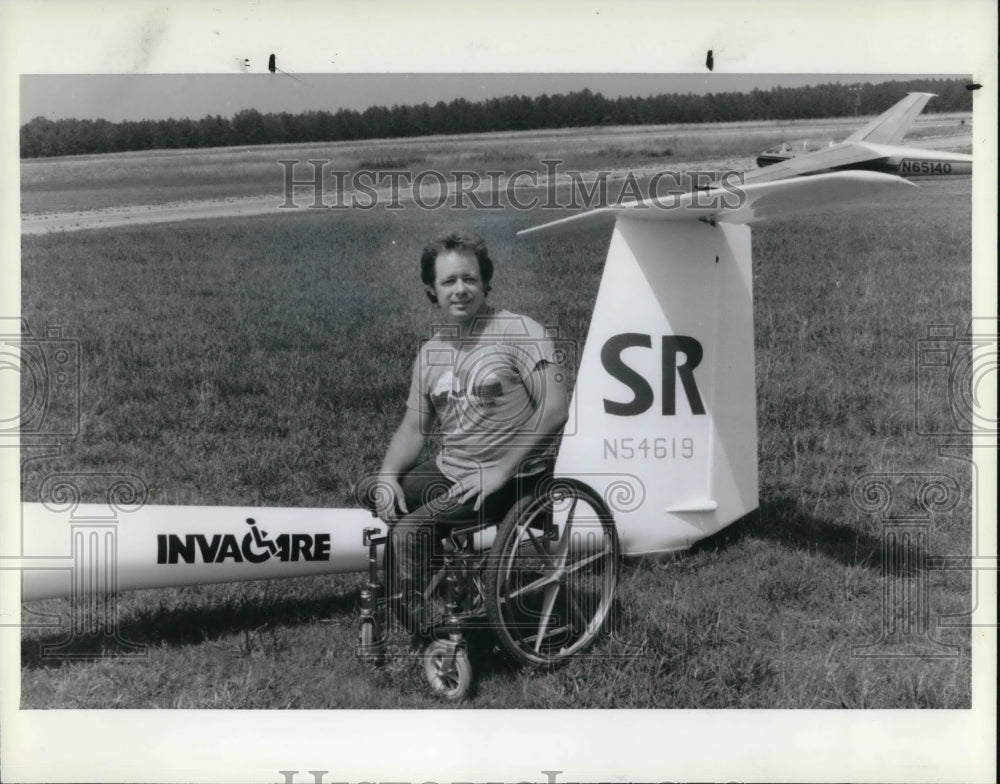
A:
[357,620,385,666]
[423,640,472,700]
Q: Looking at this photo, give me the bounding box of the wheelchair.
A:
[357,476,621,700]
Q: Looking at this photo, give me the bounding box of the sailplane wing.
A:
[739,142,889,184]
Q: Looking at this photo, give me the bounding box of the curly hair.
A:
[419,231,494,304]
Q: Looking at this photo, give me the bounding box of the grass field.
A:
[18,126,973,708]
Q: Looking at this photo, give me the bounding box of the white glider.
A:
[749,92,971,183]
[15,172,915,601]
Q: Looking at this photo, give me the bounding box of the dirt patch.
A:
[20,196,289,235]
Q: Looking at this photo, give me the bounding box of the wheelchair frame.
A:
[357,477,621,700]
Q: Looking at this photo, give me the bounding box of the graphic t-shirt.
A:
[406,307,560,486]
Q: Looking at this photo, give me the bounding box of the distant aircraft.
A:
[745,92,972,184]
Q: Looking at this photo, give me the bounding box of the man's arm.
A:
[377,405,434,521]
[457,361,570,510]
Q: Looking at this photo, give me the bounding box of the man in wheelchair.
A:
[373,231,570,634]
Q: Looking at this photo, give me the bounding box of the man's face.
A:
[430,250,487,324]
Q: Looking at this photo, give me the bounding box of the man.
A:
[375,231,570,629]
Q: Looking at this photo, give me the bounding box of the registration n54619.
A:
[603,437,694,460]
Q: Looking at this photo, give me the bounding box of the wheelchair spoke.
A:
[561,547,612,576]
[533,582,562,654]
[524,527,555,565]
[553,494,579,568]
[503,568,559,601]
[504,540,611,603]
[565,587,592,629]
[519,623,572,648]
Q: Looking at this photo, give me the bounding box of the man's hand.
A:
[448,465,511,511]
[375,406,429,522]
[375,475,408,523]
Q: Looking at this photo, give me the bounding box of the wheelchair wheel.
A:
[423,640,473,700]
[484,477,620,667]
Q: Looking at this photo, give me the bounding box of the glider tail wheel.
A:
[484,478,620,668]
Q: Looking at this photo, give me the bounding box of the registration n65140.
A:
[899,159,955,175]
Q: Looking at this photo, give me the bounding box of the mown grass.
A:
[19,150,972,708]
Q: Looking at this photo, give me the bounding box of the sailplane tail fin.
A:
[844,91,935,145]
[521,171,915,554]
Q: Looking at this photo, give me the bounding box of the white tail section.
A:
[845,92,935,145]
[553,219,756,554]
[527,171,916,556]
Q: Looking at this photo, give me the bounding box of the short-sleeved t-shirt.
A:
[406,307,560,486]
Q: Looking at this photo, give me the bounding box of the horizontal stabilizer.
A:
[518,171,915,237]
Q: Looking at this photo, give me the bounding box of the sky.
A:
[17,73,948,124]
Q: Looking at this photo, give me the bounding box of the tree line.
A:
[20,78,972,158]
